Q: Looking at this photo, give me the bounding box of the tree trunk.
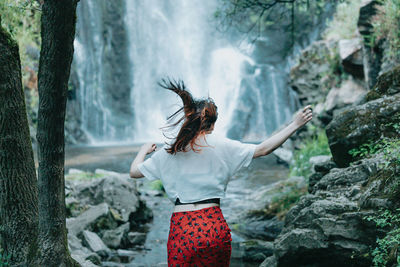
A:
[0,21,39,266]
[37,0,80,266]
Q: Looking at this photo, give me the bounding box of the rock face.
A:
[263,153,391,267]
[290,40,338,105]
[326,92,400,167]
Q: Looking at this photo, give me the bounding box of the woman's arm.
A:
[129,143,157,178]
[253,105,313,158]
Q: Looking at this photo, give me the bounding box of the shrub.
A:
[365,209,400,267]
[370,0,400,63]
[323,0,363,41]
[289,126,332,179]
[0,247,10,267]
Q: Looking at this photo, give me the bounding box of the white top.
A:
[138,133,257,203]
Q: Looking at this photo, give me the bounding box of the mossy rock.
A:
[326,93,400,167]
[364,65,400,102]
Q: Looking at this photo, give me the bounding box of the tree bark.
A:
[0,21,39,266]
[36,0,80,266]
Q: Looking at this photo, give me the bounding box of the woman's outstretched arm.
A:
[253,105,313,158]
[129,143,157,178]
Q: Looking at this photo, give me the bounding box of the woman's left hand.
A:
[141,142,157,155]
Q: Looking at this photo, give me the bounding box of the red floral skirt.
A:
[167,206,232,266]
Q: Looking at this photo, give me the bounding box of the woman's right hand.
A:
[293,105,313,128]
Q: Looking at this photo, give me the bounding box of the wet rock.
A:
[82,230,111,254]
[326,93,400,167]
[101,222,130,249]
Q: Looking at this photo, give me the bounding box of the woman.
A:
[129,79,313,266]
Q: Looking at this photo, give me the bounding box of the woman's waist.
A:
[173,197,220,212]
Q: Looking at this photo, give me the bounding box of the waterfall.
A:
[72,0,301,144]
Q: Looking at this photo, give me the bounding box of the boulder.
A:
[101,222,130,249]
[323,78,366,112]
[67,203,114,236]
[232,240,274,263]
[82,230,110,254]
[338,38,364,78]
[126,232,147,246]
[326,93,400,167]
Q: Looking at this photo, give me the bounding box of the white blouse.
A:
[138,133,257,203]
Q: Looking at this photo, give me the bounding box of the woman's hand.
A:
[293,105,313,129]
[141,142,157,155]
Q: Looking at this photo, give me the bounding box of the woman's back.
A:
[138,133,256,203]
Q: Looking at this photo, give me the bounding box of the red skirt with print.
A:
[167,206,232,266]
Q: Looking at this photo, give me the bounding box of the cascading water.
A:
[73,0,299,144]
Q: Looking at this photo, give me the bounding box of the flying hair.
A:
[158,78,218,155]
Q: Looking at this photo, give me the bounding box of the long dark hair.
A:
[158,78,218,154]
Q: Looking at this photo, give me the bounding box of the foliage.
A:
[365,209,400,267]
[0,0,41,68]
[0,248,10,267]
[349,137,400,169]
[289,125,332,179]
[0,0,41,139]
[65,171,105,181]
[323,0,363,40]
[214,0,338,45]
[370,0,400,63]
[267,180,307,219]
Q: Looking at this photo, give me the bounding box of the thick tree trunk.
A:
[0,22,39,266]
[37,0,80,266]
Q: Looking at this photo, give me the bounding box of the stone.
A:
[260,255,277,267]
[236,240,274,263]
[82,230,110,253]
[326,93,400,167]
[272,147,293,166]
[67,203,111,235]
[323,78,367,112]
[126,232,147,246]
[102,222,130,249]
[338,38,364,78]
[309,155,332,169]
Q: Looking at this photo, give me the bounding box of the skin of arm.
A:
[129,143,157,178]
[253,105,313,158]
